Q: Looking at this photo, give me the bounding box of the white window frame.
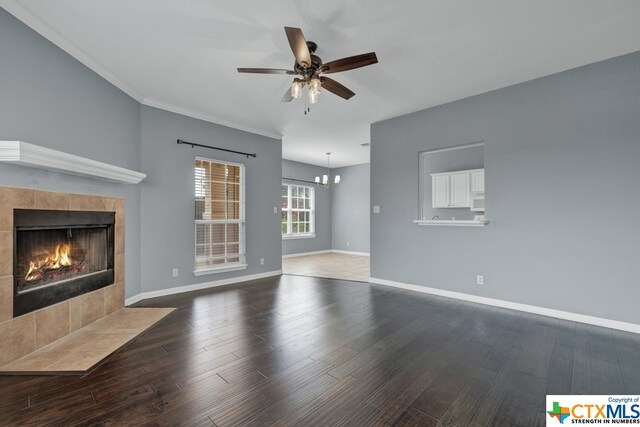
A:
[281,183,316,240]
[194,156,247,275]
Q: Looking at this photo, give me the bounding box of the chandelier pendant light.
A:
[315,152,340,188]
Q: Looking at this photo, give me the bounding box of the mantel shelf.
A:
[414,219,489,227]
[0,141,146,184]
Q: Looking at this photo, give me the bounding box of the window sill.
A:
[282,233,316,240]
[193,263,248,276]
[413,219,489,227]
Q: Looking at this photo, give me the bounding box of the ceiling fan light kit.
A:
[238,26,378,110]
[291,80,303,98]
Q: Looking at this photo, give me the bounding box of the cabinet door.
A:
[471,170,485,193]
[450,173,471,207]
[432,174,450,208]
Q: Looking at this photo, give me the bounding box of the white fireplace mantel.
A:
[0,141,146,184]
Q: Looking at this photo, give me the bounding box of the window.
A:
[281,183,315,239]
[194,157,246,274]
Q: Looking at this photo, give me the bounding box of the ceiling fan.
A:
[237,27,378,104]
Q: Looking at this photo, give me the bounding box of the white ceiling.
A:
[3,0,640,168]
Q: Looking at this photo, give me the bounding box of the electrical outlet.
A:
[476,275,484,285]
[346,241,350,247]
[260,258,265,265]
[373,205,381,213]
[273,206,278,214]
[173,268,179,277]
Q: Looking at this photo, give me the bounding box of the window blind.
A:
[195,157,245,271]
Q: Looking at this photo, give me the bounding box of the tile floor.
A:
[282,252,370,282]
[0,307,174,374]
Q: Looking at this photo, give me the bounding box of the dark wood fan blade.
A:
[281,87,294,102]
[320,77,355,100]
[321,52,378,74]
[237,68,295,75]
[284,27,312,68]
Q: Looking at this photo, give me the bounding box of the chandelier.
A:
[315,152,340,188]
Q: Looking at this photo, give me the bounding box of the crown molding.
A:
[141,98,282,140]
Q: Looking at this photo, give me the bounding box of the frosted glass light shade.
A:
[291,81,302,98]
[308,88,319,104]
[309,78,321,93]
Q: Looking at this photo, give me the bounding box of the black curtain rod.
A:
[282,177,318,185]
[177,139,257,158]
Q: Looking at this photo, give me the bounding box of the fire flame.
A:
[25,244,74,281]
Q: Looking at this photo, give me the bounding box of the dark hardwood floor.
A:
[1,274,639,426]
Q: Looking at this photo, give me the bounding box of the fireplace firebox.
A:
[13,209,115,317]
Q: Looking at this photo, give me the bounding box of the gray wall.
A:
[371,51,640,324]
[140,106,282,292]
[1,9,283,299]
[331,163,370,253]
[281,159,332,255]
[422,145,484,221]
[0,8,143,298]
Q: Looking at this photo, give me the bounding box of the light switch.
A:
[273,206,278,214]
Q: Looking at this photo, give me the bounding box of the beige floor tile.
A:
[46,351,107,372]
[105,282,124,315]
[43,332,104,352]
[0,232,13,277]
[33,190,70,211]
[0,187,35,231]
[2,351,72,371]
[68,194,106,211]
[0,307,174,374]
[83,307,173,333]
[0,312,35,366]
[282,253,370,282]
[35,301,70,348]
[0,275,13,322]
[80,288,106,327]
[69,297,82,332]
[77,333,136,352]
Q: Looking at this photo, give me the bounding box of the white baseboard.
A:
[125,270,282,305]
[369,277,640,334]
[282,250,331,259]
[282,249,369,259]
[331,249,370,257]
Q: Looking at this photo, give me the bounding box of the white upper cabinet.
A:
[431,170,471,208]
[471,170,485,193]
[431,168,483,209]
[450,172,471,207]
[432,174,451,208]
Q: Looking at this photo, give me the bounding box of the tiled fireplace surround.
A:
[0,186,125,367]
